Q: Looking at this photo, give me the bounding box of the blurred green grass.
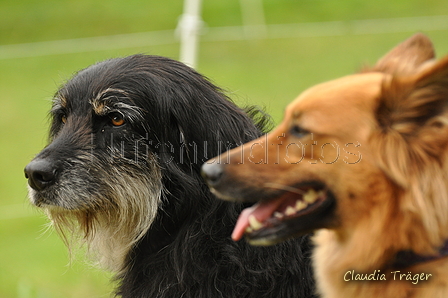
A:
[1,0,447,297]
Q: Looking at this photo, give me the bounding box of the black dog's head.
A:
[24,55,269,272]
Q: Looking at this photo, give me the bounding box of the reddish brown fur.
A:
[210,34,448,298]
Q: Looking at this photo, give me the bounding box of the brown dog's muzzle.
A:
[201,132,338,245]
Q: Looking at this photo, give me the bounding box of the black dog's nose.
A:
[24,159,57,191]
[201,163,224,187]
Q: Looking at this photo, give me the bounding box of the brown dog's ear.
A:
[373,33,435,75]
[377,55,448,136]
[374,56,448,186]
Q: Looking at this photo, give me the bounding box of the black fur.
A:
[25,55,315,297]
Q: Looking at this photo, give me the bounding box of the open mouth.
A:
[232,182,335,246]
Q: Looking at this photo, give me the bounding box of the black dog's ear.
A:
[373,33,435,75]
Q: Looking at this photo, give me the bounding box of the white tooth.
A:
[295,200,307,211]
[285,206,296,216]
[304,189,318,203]
[248,215,263,230]
[245,226,254,233]
[274,212,284,219]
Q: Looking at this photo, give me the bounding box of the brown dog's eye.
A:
[61,114,67,124]
[110,112,125,126]
[290,125,310,138]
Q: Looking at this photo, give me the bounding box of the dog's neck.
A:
[391,239,448,269]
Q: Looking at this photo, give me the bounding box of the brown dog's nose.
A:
[201,163,224,187]
[24,159,57,191]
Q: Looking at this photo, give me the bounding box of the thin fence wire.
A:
[1,15,447,60]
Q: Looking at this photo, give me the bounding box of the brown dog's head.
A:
[202,34,448,254]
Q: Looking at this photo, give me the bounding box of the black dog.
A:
[24,55,315,297]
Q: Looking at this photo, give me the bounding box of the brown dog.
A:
[202,34,448,298]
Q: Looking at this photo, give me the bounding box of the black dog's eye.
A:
[290,125,310,138]
[59,113,67,124]
[109,112,125,126]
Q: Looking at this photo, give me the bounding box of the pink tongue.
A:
[231,198,284,241]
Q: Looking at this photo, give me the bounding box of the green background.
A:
[1,0,447,297]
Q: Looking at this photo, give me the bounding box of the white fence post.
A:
[177,0,203,68]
